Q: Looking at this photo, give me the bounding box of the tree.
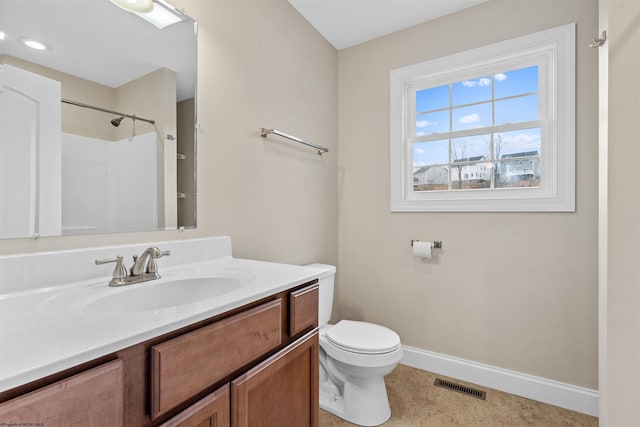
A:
[486,134,506,186]
[452,141,467,189]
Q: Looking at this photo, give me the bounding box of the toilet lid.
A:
[326,320,401,354]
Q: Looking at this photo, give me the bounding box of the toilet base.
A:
[319,374,392,426]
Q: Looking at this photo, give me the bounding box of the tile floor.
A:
[319,365,598,426]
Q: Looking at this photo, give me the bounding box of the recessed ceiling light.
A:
[21,38,48,51]
[0,30,5,41]
[110,0,153,13]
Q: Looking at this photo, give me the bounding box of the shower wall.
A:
[61,132,158,235]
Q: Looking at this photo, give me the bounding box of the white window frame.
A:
[390,23,575,212]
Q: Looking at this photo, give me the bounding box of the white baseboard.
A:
[401,345,599,417]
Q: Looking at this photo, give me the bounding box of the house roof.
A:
[501,151,539,159]
[453,155,486,163]
[413,165,448,175]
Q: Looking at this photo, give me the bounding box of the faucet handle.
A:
[95,256,128,280]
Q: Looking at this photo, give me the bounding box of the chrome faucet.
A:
[130,246,171,276]
[95,247,170,287]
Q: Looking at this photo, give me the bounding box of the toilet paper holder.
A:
[411,240,442,249]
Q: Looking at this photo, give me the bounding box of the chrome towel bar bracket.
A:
[260,128,329,155]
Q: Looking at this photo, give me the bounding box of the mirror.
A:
[0,0,197,239]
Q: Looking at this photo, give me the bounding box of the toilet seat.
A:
[326,320,401,354]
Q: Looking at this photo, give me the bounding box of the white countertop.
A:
[0,249,323,393]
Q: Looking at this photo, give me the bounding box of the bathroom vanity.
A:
[0,237,320,426]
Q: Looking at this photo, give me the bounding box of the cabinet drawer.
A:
[289,284,318,336]
[151,299,282,419]
[160,383,230,427]
[0,359,123,425]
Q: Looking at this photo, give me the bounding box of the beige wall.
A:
[0,0,339,272]
[337,0,598,389]
[605,0,640,424]
[174,0,339,265]
[116,68,178,229]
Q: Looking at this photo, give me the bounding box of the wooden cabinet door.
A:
[160,384,229,427]
[0,359,123,426]
[231,329,318,427]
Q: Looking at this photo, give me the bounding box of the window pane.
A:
[452,76,491,106]
[416,84,449,113]
[451,134,490,162]
[451,162,491,190]
[494,66,538,99]
[494,128,541,159]
[416,111,449,135]
[413,139,449,167]
[495,95,538,125]
[413,165,449,192]
[495,159,540,188]
[452,102,491,131]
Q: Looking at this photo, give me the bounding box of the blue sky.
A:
[413,66,540,167]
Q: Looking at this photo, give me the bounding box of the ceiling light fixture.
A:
[109,0,154,14]
[136,0,185,29]
[0,30,5,41]
[21,38,48,51]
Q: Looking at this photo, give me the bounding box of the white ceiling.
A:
[0,0,196,100]
[288,0,490,50]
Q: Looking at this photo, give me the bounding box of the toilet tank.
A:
[305,263,336,327]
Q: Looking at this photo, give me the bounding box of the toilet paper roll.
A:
[412,241,432,259]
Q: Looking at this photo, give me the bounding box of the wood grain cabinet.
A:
[0,359,124,426]
[232,329,319,427]
[160,384,230,427]
[289,284,319,337]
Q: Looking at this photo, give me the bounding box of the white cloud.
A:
[416,120,437,128]
[459,113,480,124]
[494,73,508,81]
[462,77,492,87]
[501,133,539,145]
[496,131,541,154]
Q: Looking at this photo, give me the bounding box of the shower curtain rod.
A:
[61,98,155,125]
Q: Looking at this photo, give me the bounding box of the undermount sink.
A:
[38,269,255,316]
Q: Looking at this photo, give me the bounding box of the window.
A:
[390,24,575,212]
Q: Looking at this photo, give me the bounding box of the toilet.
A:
[307,264,403,427]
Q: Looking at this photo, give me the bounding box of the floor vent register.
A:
[433,378,487,400]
